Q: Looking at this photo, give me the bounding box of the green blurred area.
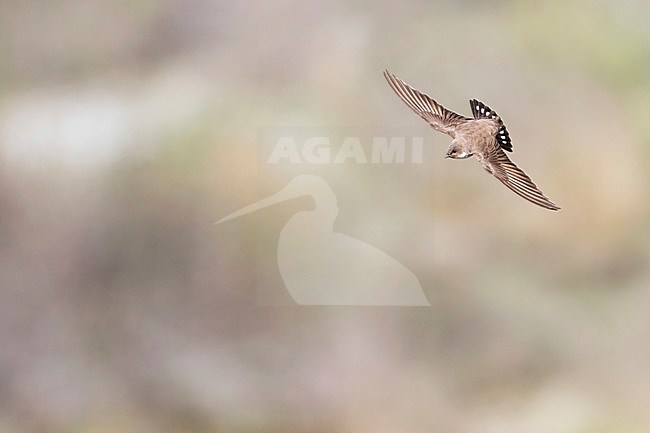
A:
[1,1,650,432]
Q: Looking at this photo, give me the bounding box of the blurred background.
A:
[1,0,650,432]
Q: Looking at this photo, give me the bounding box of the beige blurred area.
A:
[1,0,650,432]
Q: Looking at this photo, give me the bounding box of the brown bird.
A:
[383,70,560,211]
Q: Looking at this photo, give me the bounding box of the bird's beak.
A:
[445,155,451,159]
[216,184,303,224]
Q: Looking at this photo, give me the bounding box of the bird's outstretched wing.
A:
[384,70,469,137]
[469,99,513,152]
[479,145,560,211]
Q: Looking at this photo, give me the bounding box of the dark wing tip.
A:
[382,69,403,91]
[501,171,561,211]
[504,180,561,211]
[383,69,396,82]
[487,149,560,211]
[540,200,561,211]
[547,198,561,211]
[382,69,469,136]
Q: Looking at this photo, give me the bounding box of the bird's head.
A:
[445,142,472,159]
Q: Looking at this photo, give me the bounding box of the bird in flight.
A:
[383,70,560,211]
